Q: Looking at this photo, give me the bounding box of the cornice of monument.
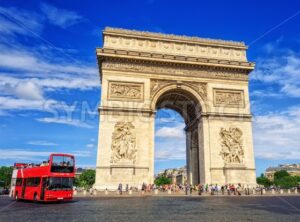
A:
[103,27,247,49]
[96,48,255,72]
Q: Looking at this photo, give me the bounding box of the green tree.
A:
[0,166,13,188]
[273,170,299,188]
[274,170,290,180]
[275,176,298,188]
[256,173,272,187]
[77,169,95,189]
[154,176,171,186]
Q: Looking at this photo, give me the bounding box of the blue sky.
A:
[0,0,300,176]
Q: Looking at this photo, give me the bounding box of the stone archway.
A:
[94,27,257,190]
[152,85,204,185]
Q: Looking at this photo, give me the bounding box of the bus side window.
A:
[35,177,41,186]
[16,178,22,186]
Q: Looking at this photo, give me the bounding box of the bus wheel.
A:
[33,193,38,202]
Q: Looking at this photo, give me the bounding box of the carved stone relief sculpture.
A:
[110,122,137,164]
[219,127,244,164]
[150,79,207,100]
[214,89,244,107]
[108,81,143,101]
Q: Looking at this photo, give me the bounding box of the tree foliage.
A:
[274,170,290,181]
[154,176,171,186]
[0,166,13,187]
[273,170,299,188]
[256,173,272,187]
[75,169,95,189]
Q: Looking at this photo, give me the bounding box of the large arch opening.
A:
[154,88,203,185]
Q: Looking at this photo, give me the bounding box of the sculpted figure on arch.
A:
[110,122,137,164]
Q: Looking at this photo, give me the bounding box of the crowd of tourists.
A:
[116,183,255,195]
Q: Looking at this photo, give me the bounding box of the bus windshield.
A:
[48,177,73,190]
[51,155,74,173]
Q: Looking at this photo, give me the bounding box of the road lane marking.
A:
[277,197,300,212]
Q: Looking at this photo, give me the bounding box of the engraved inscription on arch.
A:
[213,89,244,107]
[108,81,144,101]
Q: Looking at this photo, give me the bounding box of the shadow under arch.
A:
[150,83,208,114]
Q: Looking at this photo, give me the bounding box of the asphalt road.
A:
[0,195,300,222]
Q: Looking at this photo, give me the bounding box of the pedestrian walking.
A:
[118,183,122,195]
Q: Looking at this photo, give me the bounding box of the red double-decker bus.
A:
[10,154,75,202]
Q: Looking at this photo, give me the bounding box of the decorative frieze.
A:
[187,82,207,99]
[108,81,144,101]
[110,122,137,164]
[219,127,244,164]
[150,79,173,97]
[102,60,249,81]
[150,79,207,100]
[213,89,244,107]
[103,28,247,62]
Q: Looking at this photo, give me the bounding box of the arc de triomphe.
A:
[94,27,256,190]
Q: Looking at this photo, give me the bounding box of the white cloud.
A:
[0,6,44,37]
[251,51,300,97]
[155,124,185,139]
[155,123,186,160]
[0,44,97,76]
[14,81,44,100]
[86,143,95,148]
[253,105,300,160]
[0,149,91,160]
[37,117,94,129]
[27,141,58,146]
[40,3,83,28]
[0,96,58,111]
[251,89,282,98]
[155,138,186,160]
[0,5,98,118]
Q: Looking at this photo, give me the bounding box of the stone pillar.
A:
[186,129,192,185]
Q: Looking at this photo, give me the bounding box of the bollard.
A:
[280,189,283,194]
[105,189,108,195]
[168,189,172,195]
[295,189,298,194]
[262,189,266,195]
[155,189,158,195]
[288,189,291,194]
[272,189,275,195]
[83,190,87,196]
[129,190,132,195]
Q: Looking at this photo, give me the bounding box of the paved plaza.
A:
[0,195,299,222]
